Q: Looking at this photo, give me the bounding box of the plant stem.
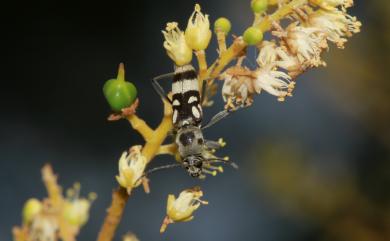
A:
[42,164,63,207]
[96,98,173,241]
[196,50,208,91]
[255,0,308,32]
[12,227,28,241]
[206,0,308,80]
[216,30,227,54]
[207,37,247,80]
[157,143,178,156]
[42,164,79,241]
[127,115,154,142]
[96,187,129,241]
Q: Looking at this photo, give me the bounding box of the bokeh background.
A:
[1,0,389,240]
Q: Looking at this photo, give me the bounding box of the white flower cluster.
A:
[222,0,361,105]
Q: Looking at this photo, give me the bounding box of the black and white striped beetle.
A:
[149,64,238,179]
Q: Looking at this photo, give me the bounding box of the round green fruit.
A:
[214,17,232,35]
[251,0,268,13]
[243,27,263,45]
[103,78,137,112]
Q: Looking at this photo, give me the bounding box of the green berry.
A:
[103,64,137,112]
[214,17,231,35]
[251,0,268,13]
[243,27,263,45]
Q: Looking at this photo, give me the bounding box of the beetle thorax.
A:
[175,126,204,157]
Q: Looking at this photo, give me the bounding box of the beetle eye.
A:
[195,161,202,168]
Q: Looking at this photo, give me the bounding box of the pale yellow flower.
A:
[276,46,302,74]
[257,41,278,67]
[282,22,328,67]
[123,232,140,241]
[30,215,58,241]
[62,183,95,227]
[63,199,91,227]
[116,145,147,194]
[160,187,208,233]
[162,22,193,66]
[254,64,291,100]
[185,4,212,50]
[220,66,257,107]
[308,9,361,49]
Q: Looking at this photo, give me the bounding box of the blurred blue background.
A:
[1,0,389,240]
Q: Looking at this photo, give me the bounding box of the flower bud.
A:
[23,198,42,224]
[251,0,268,13]
[214,17,231,35]
[160,187,208,233]
[123,233,140,241]
[63,198,91,226]
[243,27,263,45]
[185,4,212,51]
[163,22,193,66]
[103,63,137,112]
[62,183,95,227]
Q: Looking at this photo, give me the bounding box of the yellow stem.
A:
[196,50,208,91]
[157,143,178,156]
[206,0,307,81]
[42,164,63,206]
[142,99,173,162]
[216,30,227,54]
[42,165,78,241]
[12,227,28,241]
[97,98,173,241]
[96,188,130,241]
[207,37,247,80]
[127,115,154,141]
[268,0,290,5]
[255,0,308,32]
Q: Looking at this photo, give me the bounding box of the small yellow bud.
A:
[214,17,231,35]
[251,0,268,13]
[63,183,95,227]
[123,233,140,241]
[163,22,193,66]
[23,198,42,224]
[243,27,264,45]
[185,4,212,51]
[63,199,91,226]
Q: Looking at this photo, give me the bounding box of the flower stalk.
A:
[97,96,173,241]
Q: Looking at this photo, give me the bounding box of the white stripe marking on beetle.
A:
[188,96,198,104]
[173,110,178,123]
[173,99,180,106]
[182,79,199,93]
[192,106,201,119]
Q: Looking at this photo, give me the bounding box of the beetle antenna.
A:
[207,158,239,169]
[136,163,182,184]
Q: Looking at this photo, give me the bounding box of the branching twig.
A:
[97,98,173,241]
[96,188,130,241]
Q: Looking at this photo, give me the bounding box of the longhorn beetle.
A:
[147,64,240,179]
